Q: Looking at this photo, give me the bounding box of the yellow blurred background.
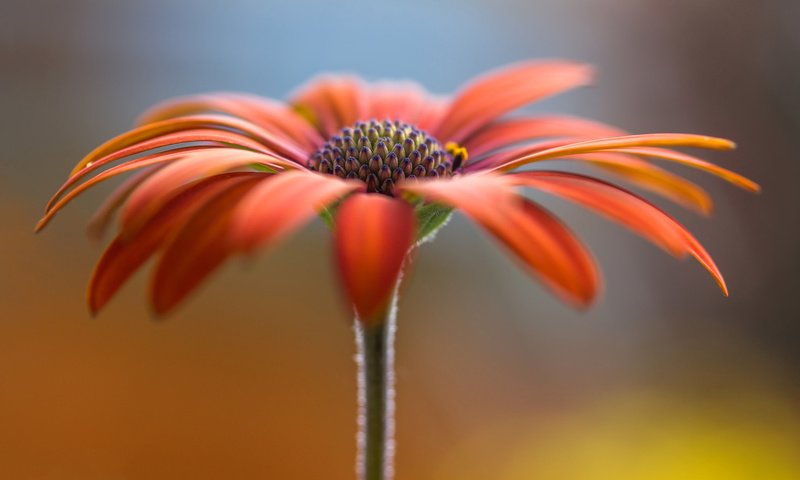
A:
[2,0,798,478]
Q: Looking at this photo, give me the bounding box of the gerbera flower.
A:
[36,60,757,322]
[37,60,758,480]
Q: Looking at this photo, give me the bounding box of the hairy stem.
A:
[355,296,398,480]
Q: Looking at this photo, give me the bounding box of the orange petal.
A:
[88,172,263,314]
[47,128,270,213]
[291,76,367,137]
[509,171,727,294]
[491,133,736,172]
[334,193,417,324]
[435,61,595,143]
[37,148,292,232]
[150,175,266,315]
[230,171,362,253]
[400,174,599,307]
[138,93,324,150]
[565,152,714,215]
[118,150,294,237]
[86,165,163,241]
[464,116,626,158]
[605,146,760,192]
[70,114,308,176]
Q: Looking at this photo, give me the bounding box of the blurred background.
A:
[2,0,799,478]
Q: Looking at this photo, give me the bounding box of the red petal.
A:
[509,171,728,294]
[334,194,417,324]
[400,174,599,307]
[230,171,363,253]
[150,175,266,315]
[138,93,324,150]
[463,116,625,158]
[435,61,594,143]
[88,172,263,314]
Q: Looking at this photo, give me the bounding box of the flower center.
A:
[307,120,466,195]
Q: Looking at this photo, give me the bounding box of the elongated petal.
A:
[37,148,292,232]
[291,76,367,137]
[490,133,736,172]
[464,116,626,158]
[230,171,362,253]
[605,146,760,192]
[86,166,163,241]
[138,93,324,150]
[150,175,266,315]
[71,114,308,176]
[47,128,270,212]
[509,171,727,294]
[118,150,293,236]
[575,153,713,214]
[89,172,261,313]
[400,174,599,307]
[334,194,416,324]
[435,61,594,143]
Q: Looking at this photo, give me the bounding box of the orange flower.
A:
[37,60,759,323]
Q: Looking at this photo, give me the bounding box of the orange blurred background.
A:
[2,0,799,478]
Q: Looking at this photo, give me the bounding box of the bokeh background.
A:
[2,0,799,478]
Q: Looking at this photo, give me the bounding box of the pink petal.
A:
[334,193,417,324]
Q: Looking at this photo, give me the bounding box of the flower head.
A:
[37,60,759,323]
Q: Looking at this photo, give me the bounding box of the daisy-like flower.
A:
[37,60,758,480]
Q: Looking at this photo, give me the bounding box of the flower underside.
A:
[308,120,466,195]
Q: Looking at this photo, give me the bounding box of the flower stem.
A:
[355,299,397,480]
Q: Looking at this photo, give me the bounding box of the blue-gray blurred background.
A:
[1,0,799,478]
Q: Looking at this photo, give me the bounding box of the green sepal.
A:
[414,202,453,243]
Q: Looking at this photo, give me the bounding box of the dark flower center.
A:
[307,120,466,195]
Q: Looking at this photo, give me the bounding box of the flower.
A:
[37,60,759,323]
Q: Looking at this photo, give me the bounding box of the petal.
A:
[88,172,263,314]
[573,152,714,215]
[508,171,727,294]
[46,127,270,213]
[37,148,293,232]
[70,114,308,176]
[229,171,363,253]
[435,61,594,143]
[605,146,760,192]
[291,76,367,137]
[400,174,599,307]
[463,116,626,158]
[86,165,163,241]
[118,150,294,237]
[334,193,417,324]
[138,93,324,150]
[489,133,736,172]
[150,175,267,315]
